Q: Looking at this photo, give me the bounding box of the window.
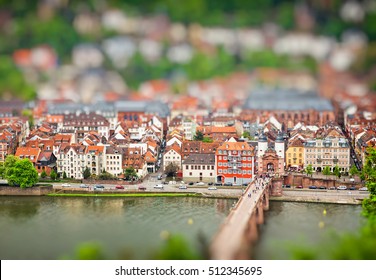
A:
[219,169,222,173]
[203,165,205,170]
[210,173,212,176]
[211,166,214,170]
[218,162,222,167]
[186,165,189,170]
[189,172,192,176]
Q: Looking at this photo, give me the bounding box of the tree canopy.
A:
[4,156,38,188]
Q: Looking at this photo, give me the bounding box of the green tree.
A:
[50,169,57,180]
[304,164,313,177]
[164,163,179,177]
[83,167,91,179]
[202,136,213,143]
[40,170,47,179]
[193,130,204,141]
[242,131,251,139]
[153,234,201,260]
[333,165,341,178]
[322,166,331,178]
[63,171,67,179]
[0,162,4,178]
[124,166,138,181]
[349,164,359,177]
[6,158,38,188]
[99,171,114,180]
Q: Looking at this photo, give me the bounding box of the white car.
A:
[337,185,347,190]
[208,187,217,190]
[154,184,164,189]
[62,183,71,187]
[196,182,205,186]
[359,187,368,191]
[179,185,187,189]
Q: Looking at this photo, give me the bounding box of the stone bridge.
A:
[210,178,282,259]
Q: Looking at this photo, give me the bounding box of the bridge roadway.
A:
[210,178,269,260]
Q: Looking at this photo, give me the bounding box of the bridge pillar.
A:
[245,215,258,243]
[263,191,269,210]
[271,178,283,196]
[256,204,264,224]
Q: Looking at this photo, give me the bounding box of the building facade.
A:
[304,137,351,172]
[215,139,255,185]
[182,154,215,183]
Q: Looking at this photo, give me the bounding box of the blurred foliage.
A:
[0,56,35,101]
[152,234,202,260]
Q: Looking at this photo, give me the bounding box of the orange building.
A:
[215,139,255,185]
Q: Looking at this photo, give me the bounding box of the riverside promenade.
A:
[210,177,270,260]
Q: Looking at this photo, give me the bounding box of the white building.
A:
[163,145,182,171]
[104,146,123,177]
[304,137,351,172]
[182,154,215,183]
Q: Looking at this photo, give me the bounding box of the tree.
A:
[349,164,359,177]
[164,163,179,177]
[124,166,138,181]
[63,171,67,179]
[362,147,376,196]
[333,165,341,178]
[322,166,331,178]
[6,158,38,188]
[202,136,213,143]
[40,170,47,179]
[242,131,251,139]
[50,169,57,180]
[193,130,204,141]
[83,167,91,179]
[0,162,4,178]
[304,164,313,177]
[99,171,114,180]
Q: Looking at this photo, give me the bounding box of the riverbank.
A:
[47,192,201,198]
[270,196,364,205]
[271,188,369,205]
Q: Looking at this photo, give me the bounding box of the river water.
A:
[0,197,363,260]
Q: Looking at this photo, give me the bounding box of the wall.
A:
[284,173,363,188]
[0,186,53,196]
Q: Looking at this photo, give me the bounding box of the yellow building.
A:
[286,138,304,170]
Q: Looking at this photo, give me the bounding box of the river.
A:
[0,197,363,260]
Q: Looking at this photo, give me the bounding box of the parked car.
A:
[138,185,146,190]
[329,186,336,190]
[157,175,162,180]
[115,185,124,190]
[232,183,241,186]
[79,184,88,188]
[94,185,104,190]
[154,184,164,189]
[224,182,233,186]
[308,185,317,189]
[349,186,356,190]
[62,183,71,187]
[208,186,217,190]
[242,183,248,186]
[214,182,222,186]
[284,185,291,188]
[359,187,368,191]
[319,186,327,189]
[162,181,168,185]
[208,182,214,186]
[196,182,205,186]
[188,182,194,186]
[296,185,303,189]
[179,184,187,189]
[337,185,347,190]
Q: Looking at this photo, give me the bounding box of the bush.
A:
[40,170,47,179]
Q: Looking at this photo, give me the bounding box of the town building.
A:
[285,138,305,170]
[304,137,350,172]
[163,144,182,171]
[215,138,255,185]
[182,154,215,183]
